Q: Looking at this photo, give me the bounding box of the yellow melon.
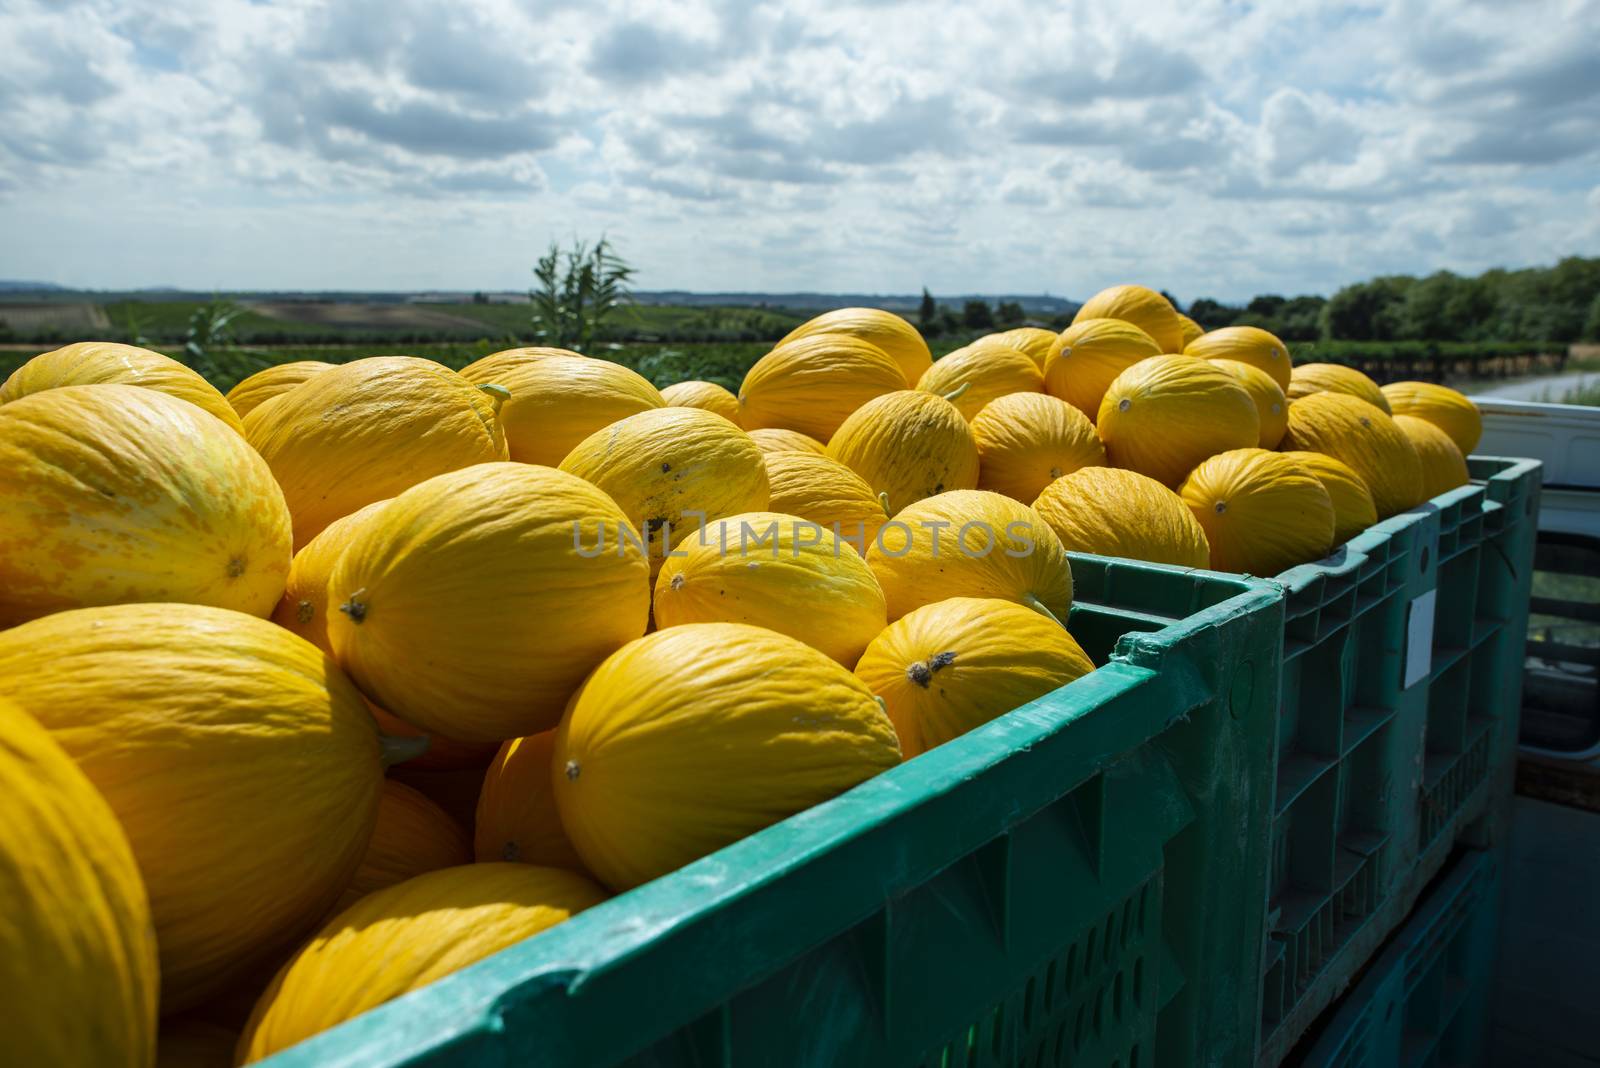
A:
[245,356,508,547]
[1183,325,1293,390]
[0,605,384,1011]
[456,351,662,466]
[1395,415,1470,502]
[270,498,391,652]
[1,341,245,434]
[761,451,887,552]
[553,623,901,890]
[826,390,980,515]
[331,780,470,915]
[156,1018,237,1068]
[779,307,932,383]
[748,427,828,456]
[1072,284,1183,352]
[916,345,1044,420]
[660,379,742,424]
[737,334,908,441]
[1287,363,1390,412]
[1179,449,1335,574]
[1097,355,1260,487]
[1281,451,1378,546]
[238,864,606,1063]
[468,345,582,363]
[971,392,1105,503]
[854,597,1095,757]
[866,490,1073,623]
[327,463,650,743]
[1281,392,1422,519]
[475,730,585,870]
[1380,381,1482,456]
[559,406,771,572]
[225,361,335,420]
[1033,467,1211,568]
[655,512,888,665]
[1042,317,1163,421]
[0,384,292,628]
[1211,358,1289,449]
[0,698,158,1068]
[986,327,1059,369]
[1176,313,1204,349]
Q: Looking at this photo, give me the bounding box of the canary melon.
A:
[559,406,770,572]
[1281,392,1422,519]
[327,463,650,743]
[1072,284,1183,352]
[1042,317,1163,421]
[916,345,1044,420]
[761,451,887,552]
[867,490,1073,623]
[466,345,582,364]
[1179,449,1335,575]
[1033,467,1211,568]
[1211,358,1289,449]
[331,780,470,915]
[1176,313,1204,349]
[225,361,334,420]
[1287,363,1390,412]
[655,512,888,665]
[855,598,1095,757]
[969,327,1056,369]
[0,384,292,628]
[245,356,508,547]
[1097,355,1260,487]
[826,390,980,515]
[1281,451,1378,546]
[0,605,383,1011]
[1183,325,1293,390]
[553,623,901,890]
[458,352,665,465]
[238,864,606,1063]
[1395,415,1470,502]
[737,334,908,441]
[475,730,585,870]
[971,392,1105,502]
[748,427,828,456]
[660,379,741,424]
[1380,381,1482,456]
[0,698,158,1068]
[1,341,245,434]
[779,307,932,384]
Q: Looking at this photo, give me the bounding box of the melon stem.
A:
[941,382,972,403]
[476,382,511,416]
[1022,592,1066,629]
[877,491,892,517]
[378,734,432,768]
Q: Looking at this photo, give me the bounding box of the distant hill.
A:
[0,280,68,292]
[632,290,1078,314]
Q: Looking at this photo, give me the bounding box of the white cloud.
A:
[0,0,1595,300]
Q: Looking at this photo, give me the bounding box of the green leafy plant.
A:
[182,298,246,381]
[530,238,636,353]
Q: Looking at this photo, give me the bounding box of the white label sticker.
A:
[1405,589,1437,689]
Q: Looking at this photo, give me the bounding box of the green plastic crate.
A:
[1296,848,1502,1068]
[1256,457,1540,1065]
[259,558,1285,1068]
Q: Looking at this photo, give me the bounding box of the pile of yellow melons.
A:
[0,283,1482,1064]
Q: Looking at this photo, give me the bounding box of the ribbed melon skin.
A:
[225,361,334,420]
[1071,284,1183,352]
[1184,325,1294,390]
[0,697,159,1068]
[763,451,887,551]
[916,345,1043,420]
[1381,381,1482,455]
[1176,314,1204,349]
[1097,355,1260,488]
[1395,414,1470,503]
[1180,449,1335,575]
[1042,317,1162,421]
[330,780,470,915]
[1033,466,1211,568]
[475,729,587,871]
[827,390,980,516]
[0,604,383,1012]
[552,623,901,890]
[778,307,933,384]
[748,427,828,456]
[1211,359,1289,449]
[738,334,909,442]
[854,597,1094,756]
[979,327,1057,369]
[0,384,292,628]
[660,379,741,424]
[1281,451,1379,546]
[1287,363,1391,413]
[1281,392,1422,519]
[458,352,665,466]
[971,392,1105,503]
[2,341,245,433]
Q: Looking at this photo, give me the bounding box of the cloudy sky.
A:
[1,0,1597,301]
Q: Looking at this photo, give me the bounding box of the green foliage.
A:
[918,288,936,331]
[530,237,635,353]
[962,300,994,329]
[181,298,246,382]
[996,301,1025,326]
